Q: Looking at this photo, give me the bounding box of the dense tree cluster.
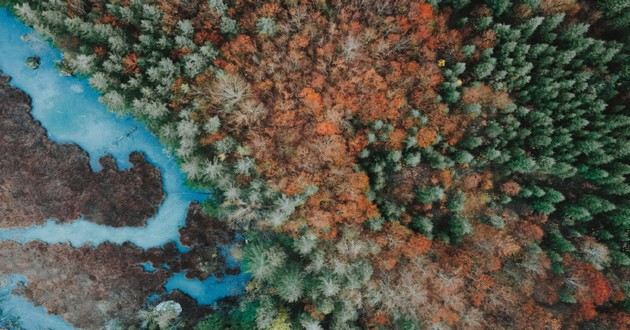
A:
[5,0,629,329]
[460,11,629,267]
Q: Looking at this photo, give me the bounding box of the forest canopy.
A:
[4,0,629,329]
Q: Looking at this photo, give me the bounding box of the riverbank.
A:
[0,74,164,228]
[0,204,239,328]
[0,74,244,327]
[0,7,249,327]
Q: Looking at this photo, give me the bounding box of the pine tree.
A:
[447,190,466,212]
[411,216,434,238]
[448,215,473,243]
[416,186,445,204]
[256,17,277,36]
[547,229,575,253]
[276,267,305,303]
[485,0,512,16]
[243,244,286,282]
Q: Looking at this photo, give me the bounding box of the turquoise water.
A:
[1,275,73,330]
[165,272,250,305]
[0,8,248,327]
[165,242,249,305]
[0,8,206,249]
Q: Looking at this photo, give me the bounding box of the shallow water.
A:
[0,8,206,249]
[1,275,74,330]
[165,272,250,305]
[0,8,248,327]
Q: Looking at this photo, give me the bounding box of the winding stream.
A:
[0,8,206,249]
[0,8,247,328]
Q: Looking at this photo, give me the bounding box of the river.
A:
[0,8,247,329]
